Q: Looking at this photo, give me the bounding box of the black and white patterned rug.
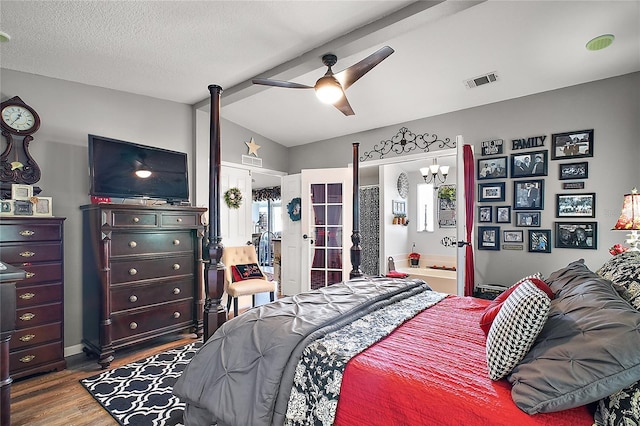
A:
[80,341,202,426]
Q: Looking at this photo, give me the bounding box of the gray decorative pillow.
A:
[595,381,640,426]
[486,280,550,381]
[596,251,640,310]
[508,260,640,414]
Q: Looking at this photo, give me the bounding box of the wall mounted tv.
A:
[88,134,189,203]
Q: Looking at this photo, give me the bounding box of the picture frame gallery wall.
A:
[476,130,595,252]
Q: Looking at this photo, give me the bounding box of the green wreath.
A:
[224,187,243,209]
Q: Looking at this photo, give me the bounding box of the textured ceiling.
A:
[1,1,639,148]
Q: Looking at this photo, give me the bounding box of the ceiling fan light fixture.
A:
[314,76,343,104]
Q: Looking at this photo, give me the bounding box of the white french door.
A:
[301,168,352,292]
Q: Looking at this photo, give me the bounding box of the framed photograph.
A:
[551,129,594,160]
[528,229,551,253]
[33,197,53,216]
[503,229,523,243]
[510,150,548,178]
[555,222,597,249]
[513,179,544,210]
[477,156,507,180]
[559,161,588,180]
[515,211,541,227]
[11,184,33,200]
[478,206,493,223]
[13,200,33,216]
[556,193,595,218]
[392,200,406,215]
[478,226,500,250]
[0,199,14,216]
[479,182,506,202]
[496,206,511,223]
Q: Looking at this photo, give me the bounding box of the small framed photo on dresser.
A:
[11,184,33,200]
[0,200,14,216]
[33,197,53,216]
[13,200,33,216]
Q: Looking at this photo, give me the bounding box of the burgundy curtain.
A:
[463,145,475,296]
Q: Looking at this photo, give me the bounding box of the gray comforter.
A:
[173,276,431,426]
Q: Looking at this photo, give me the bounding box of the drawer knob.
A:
[173,239,180,246]
[133,217,140,223]
[173,287,180,295]
[19,251,35,258]
[19,334,36,342]
[128,241,137,248]
[20,355,35,363]
[19,292,35,300]
[129,295,138,303]
[176,218,183,223]
[20,313,35,321]
[129,322,138,330]
[129,268,138,276]
[173,312,181,319]
[172,263,180,270]
[19,229,35,236]
[25,272,35,279]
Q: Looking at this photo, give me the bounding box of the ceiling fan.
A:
[252,46,394,116]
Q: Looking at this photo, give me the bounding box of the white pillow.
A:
[486,280,551,380]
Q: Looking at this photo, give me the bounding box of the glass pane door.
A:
[310,183,344,289]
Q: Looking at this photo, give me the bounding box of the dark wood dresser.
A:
[80,203,206,368]
[0,217,66,380]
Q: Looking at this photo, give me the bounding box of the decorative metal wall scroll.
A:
[360,127,455,161]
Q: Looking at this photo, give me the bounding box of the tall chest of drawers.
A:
[81,204,206,368]
[0,217,66,379]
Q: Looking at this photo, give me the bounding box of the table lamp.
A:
[613,188,640,251]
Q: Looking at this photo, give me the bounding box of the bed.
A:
[173,86,640,425]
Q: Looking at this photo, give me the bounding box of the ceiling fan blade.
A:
[333,93,355,116]
[252,78,313,90]
[334,46,394,90]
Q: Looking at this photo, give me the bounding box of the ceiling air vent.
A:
[242,155,262,167]
[464,71,499,89]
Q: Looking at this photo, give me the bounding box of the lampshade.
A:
[613,189,640,231]
[440,165,450,177]
[314,76,343,104]
[613,188,640,252]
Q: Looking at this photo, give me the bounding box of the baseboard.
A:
[65,343,84,357]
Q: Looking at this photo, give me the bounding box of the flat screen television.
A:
[88,134,189,203]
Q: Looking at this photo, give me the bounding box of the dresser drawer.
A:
[111,278,194,313]
[161,213,200,227]
[0,222,62,243]
[111,211,158,227]
[16,282,63,309]
[14,262,63,285]
[15,302,63,329]
[110,231,193,257]
[10,322,62,350]
[110,255,195,284]
[9,341,63,373]
[0,242,62,263]
[111,300,194,342]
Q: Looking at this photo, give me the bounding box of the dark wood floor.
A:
[10,333,198,426]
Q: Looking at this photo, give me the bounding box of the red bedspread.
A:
[334,296,594,426]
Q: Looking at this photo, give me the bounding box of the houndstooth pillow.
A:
[595,381,640,426]
[597,251,640,310]
[486,280,551,381]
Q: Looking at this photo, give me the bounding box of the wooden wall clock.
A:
[0,96,42,191]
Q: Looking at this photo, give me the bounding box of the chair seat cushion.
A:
[232,263,264,282]
[228,279,277,297]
